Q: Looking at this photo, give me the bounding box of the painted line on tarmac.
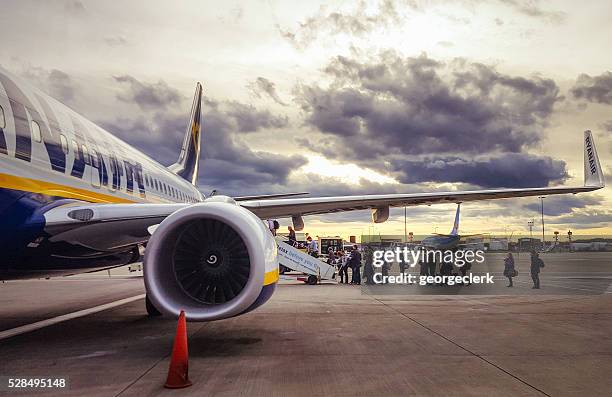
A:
[0,294,146,341]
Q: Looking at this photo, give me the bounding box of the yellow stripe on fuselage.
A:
[2,172,280,286]
[0,172,137,203]
[263,268,279,286]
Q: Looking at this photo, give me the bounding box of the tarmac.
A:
[0,252,611,396]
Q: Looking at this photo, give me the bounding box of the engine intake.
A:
[144,201,277,321]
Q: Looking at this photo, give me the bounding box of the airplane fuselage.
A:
[420,235,461,250]
[0,68,203,278]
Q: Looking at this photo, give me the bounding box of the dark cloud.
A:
[224,101,288,132]
[550,211,612,227]
[248,77,288,106]
[194,99,305,194]
[294,52,564,187]
[278,0,400,50]
[99,86,303,195]
[391,153,568,188]
[113,75,183,110]
[523,195,603,216]
[571,72,612,105]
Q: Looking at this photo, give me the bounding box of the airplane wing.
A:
[39,131,604,252]
[240,131,605,220]
[233,192,309,201]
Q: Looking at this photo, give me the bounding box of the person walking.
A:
[362,246,375,285]
[287,226,297,246]
[306,236,319,258]
[427,254,437,278]
[530,251,544,289]
[338,251,349,284]
[503,252,516,287]
[349,245,362,285]
[327,247,336,265]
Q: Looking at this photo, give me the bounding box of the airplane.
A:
[0,66,605,321]
[420,203,482,250]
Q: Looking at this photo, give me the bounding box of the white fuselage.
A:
[0,67,203,206]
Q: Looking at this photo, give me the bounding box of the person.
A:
[268,219,279,236]
[349,245,362,285]
[306,236,319,258]
[530,250,544,289]
[427,253,437,278]
[503,252,516,287]
[381,259,390,284]
[419,258,428,277]
[440,257,453,277]
[326,247,336,265]
[287,226,297,246]
[362,246,375,284]
[338,251,349,284]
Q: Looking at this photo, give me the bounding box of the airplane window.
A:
[31,121,42,143]
[155,180,159,190]
[72,140,79,159]
[81,145,89,164]
[90,149,99,168]
[60,135,68,154]
[0,105,5,128]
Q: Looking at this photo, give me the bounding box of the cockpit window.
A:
[0,105,5,129]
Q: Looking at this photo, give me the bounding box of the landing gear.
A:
[146,295,162,317]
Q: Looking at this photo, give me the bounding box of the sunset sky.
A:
[0,0,610,239]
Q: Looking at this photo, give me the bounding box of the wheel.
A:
[307,275,318,285]
[145,295,162,317]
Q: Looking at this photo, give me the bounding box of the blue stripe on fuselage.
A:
[0,187,78,273]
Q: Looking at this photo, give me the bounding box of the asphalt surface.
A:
[0,252,611,396]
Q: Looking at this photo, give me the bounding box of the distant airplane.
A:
[420,204,482,250]
[0,66,605,321]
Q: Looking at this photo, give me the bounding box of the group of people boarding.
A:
[327,246,362,285]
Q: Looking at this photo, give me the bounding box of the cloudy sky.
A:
[1,0,611,239]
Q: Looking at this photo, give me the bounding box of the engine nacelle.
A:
[144,200,278,321]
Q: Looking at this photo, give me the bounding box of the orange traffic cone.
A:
[164,310,192,389]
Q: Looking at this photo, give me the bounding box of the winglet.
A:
[169,83,202,185]
[584,130,605,188]
[450,203,460,236]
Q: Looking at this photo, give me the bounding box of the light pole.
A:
[539,196,546,251]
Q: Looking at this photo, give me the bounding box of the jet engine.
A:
[144,197,278,321]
